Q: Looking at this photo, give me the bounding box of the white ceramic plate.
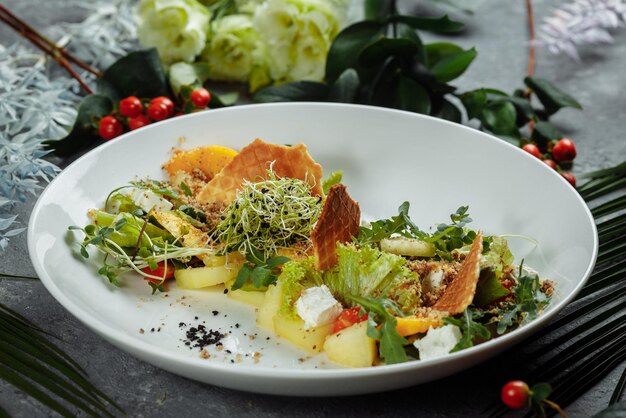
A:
[28,103,597,396]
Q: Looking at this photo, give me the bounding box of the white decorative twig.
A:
[537,0,626,61]
[0,0,137,250]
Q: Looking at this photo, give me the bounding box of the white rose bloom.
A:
[201,14,262,82]
[253,0,347,83]
[136,0,210,64]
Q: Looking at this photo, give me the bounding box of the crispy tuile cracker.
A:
[311,184,360,271]
[196,139,323,204]
[432,232,483,315]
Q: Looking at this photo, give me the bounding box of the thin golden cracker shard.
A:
[311,184,361,271]
[432,232,483,315]
[196,138,324,204]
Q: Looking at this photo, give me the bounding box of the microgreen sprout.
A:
[215,169,323,258]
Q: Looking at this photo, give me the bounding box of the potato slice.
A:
[273,315,333,354]
[323,321,377,367]
[163,145,238,179]
[225,280,266,307]
[256,282,282,331]
[175,265,238,289]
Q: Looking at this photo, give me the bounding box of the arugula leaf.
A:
[357,201,426,246]
[426,206,477,260]
[496,263,550,334]
[322,170,343,195]
[349,295,408,364]
[231,246,290,290]
[443,308,491,351]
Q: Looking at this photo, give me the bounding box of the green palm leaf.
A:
[0,303,123,416]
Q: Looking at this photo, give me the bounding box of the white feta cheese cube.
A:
[295,285,343,329]
[423,269,444,293]
[127,188,173,213]
[414,324,462,361]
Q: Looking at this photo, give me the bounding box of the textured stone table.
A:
[1,0,625,416]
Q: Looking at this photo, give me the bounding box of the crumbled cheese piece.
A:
[295,285,343,329]
[127,188,173,213]
[414,324,462,361]
[423,269,444,293]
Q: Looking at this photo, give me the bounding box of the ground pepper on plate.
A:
[183,323,224,350]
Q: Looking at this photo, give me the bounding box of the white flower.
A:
[201,14,262,82]
[252,0,346,84]
[136,0,210,64]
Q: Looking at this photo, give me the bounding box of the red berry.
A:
[190,88,211,108]
[98,116,123,140]
[148,102,171,121]
[522,143,541,159]
[552,138,577,163]
[561,172,577,187]
[501,380,530,410]
[543,159,558,170]
[150,96,174,115]
[119,96,142,117]
[128,114,151,131]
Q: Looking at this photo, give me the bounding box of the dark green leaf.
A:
[97,49,169,102]
[443,309,491,351]
[430,48,477,82]
[168,62,211,96]
[232,264,253,291]
[253,81,329,103]
[524,76,582,115]
[326,21,384,83]
[349,295,408,364]
[364,0,394,20]
[460,89,487,120]
[250,266,273,288]
[265,256,291,270]
[209,91,239,108]
[391,76,431,114]
[328,69,360,103]
[530,382,552,403]
[424,42,463,68]
[396,23,426,63]
[44,94,113,156]
[473,269,510,306]
[359,38,419,68]
[435,98,462,122]
[480,100,518,135]
[390,15,464,33]
[532,120,560,145]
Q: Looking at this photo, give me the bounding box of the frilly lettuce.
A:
[136,0,210,64]
[277,244,422,317]
[480,236,514,279]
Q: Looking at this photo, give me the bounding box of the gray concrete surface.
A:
[1,0,625,416]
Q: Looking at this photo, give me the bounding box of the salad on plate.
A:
[69,138,553,367]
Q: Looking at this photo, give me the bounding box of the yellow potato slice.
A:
[175,265,239,289]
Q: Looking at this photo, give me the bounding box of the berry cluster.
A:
[97,87,212,141]
[521,138,577,187]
